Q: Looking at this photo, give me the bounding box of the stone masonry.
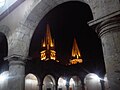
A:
[0,0,120,90]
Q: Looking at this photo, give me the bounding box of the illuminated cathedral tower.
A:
[70,38,83,65]
[40,24,56,61]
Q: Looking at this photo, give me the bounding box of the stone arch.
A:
[84,73,101,90]
[58,76,67,90]
[9,0,93,57]
[25,73,40,90]
[69,76,82,90]
[42,74,56,90]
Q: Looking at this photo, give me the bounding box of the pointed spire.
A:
[70,38,83,65]
[40,24,56,61]
[72,38,81,58]
[46,24,54,47]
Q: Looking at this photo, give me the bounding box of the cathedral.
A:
[0,0,120,90]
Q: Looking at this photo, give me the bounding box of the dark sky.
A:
[29,1,104,69]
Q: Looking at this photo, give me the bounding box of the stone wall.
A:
[86,0,120,20]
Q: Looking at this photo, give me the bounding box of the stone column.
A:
[81,82,85,90]
[100,80,105,90]
[5,54,26,90]
[66,85,69,90]
[55,84,58,90]
[96,16,120,90]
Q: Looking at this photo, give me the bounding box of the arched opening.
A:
[43,75,56,90]
[29,0,104,65]
[84,73,101,90]
[28,0,105,80]
[58,77,67,90]
[0,32,8,73]
[29,1,105,81]
[69,76,82,90]
[0,71,9,90]
[25,73,39,90]
[27,1,105,89]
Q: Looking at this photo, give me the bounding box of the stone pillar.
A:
[96,16,120,90]
[66,85,69,90]
[100,80,105,90]
[5,54,26,90]
[81,82,85,90]
[55,84,58,90]
[66,82,69,90]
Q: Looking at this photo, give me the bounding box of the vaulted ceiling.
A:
[0,0,24,21]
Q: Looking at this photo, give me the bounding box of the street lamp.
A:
[0,74,7,82]
[0,71,9,83]
[0,71,9,90]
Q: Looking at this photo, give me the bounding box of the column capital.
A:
[5,54,29,90]
[4,54,31,66]
[96,16,120,37]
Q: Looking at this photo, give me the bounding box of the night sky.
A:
[29,1,105,72]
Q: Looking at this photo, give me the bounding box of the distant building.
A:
[70,38,83,65]
[40,24,56,61]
